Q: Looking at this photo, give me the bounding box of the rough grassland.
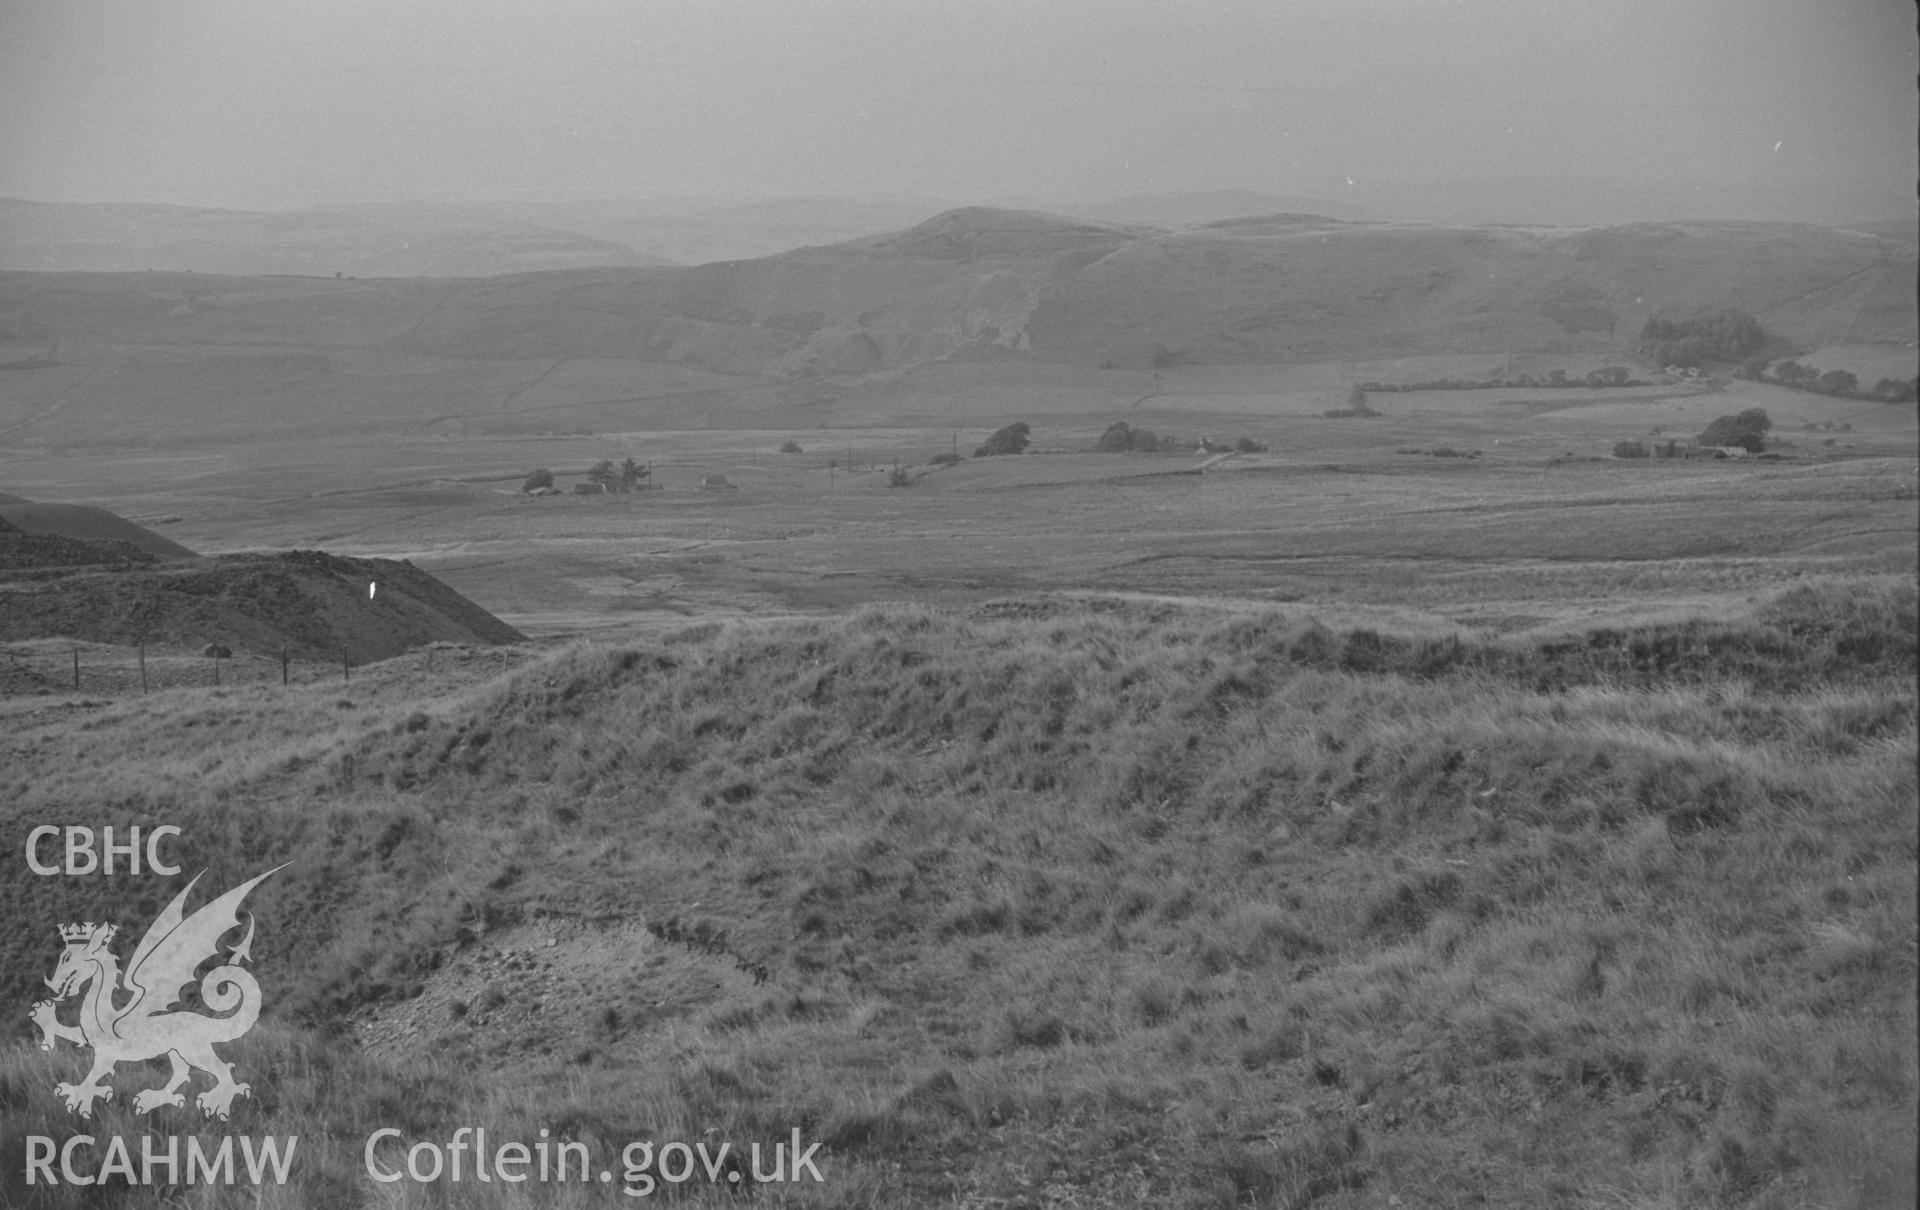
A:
[2,582,1913,1208]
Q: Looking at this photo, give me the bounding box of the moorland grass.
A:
[1,582,1913,1207]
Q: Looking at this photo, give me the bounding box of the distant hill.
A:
[0,500,200,561]
[0,499,523,660]
[407,196,965,265]
[0,548,524,659]
[0,198,674,277]
[390,211,1918,369]
[1068,189,1383,227]
[0,195,964,273]
[0,208,1911,442]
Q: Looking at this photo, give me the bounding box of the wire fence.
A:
[1,644,385,696]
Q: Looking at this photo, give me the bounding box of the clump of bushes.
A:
[1870,376,1918,402]
[930,452,962,466]
[974,423,1031,457]
[1744,361,1915,401]
[1095,421,1193,453]
[1697,408,1772,453]
[1613,440,1650,459]
[779,440,803,454]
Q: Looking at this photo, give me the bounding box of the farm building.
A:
[701,474,738,491]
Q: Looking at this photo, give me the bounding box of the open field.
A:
[4,349,1913,639]
[9,448,1918,639]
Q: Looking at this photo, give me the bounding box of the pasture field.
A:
[5,364,1914,640]
[2,355,1915,1208]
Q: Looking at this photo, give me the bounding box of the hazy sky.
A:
[2,0,1913,213]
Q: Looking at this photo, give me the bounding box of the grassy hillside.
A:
[1030,220,1915,365]
[1,213,1911,448]
[0,550,525,661]
[3,584,1913,1207]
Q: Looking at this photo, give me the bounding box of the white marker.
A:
[369,582,377,600]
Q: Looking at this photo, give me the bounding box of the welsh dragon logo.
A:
[29,866,284,1120]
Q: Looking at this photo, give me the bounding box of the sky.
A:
[1,0,1914,219]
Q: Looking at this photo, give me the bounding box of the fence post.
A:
[342,646,350,683]
[72,647,80,691]
[281,646,289,686]
[139,644,148,693]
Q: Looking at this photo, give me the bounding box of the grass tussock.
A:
[2,580,1914,1207]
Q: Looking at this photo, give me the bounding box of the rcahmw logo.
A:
[29,864,286,1120]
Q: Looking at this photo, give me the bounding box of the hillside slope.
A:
[0,500,200,560]
[0,210,1911,442]
[392,212,1913,370]
[0,549,525,659]
[1,587,1912,1206]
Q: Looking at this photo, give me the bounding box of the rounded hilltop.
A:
[0,494,522,664]
[0,498,199,565]
[857,205,1144,259]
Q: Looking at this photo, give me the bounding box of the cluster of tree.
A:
[522,458,649,493]
[1697,408,1772,453]
[1743,359,1917,402]
[1359,367,1644,392]
[1093,423,1269,453]
[1096,422,1184,452]
[587,458,648,487]
[974,423,1031,457]
[1639,309,1766,368]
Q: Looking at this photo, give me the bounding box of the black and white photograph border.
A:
[1,1,1915,1206]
